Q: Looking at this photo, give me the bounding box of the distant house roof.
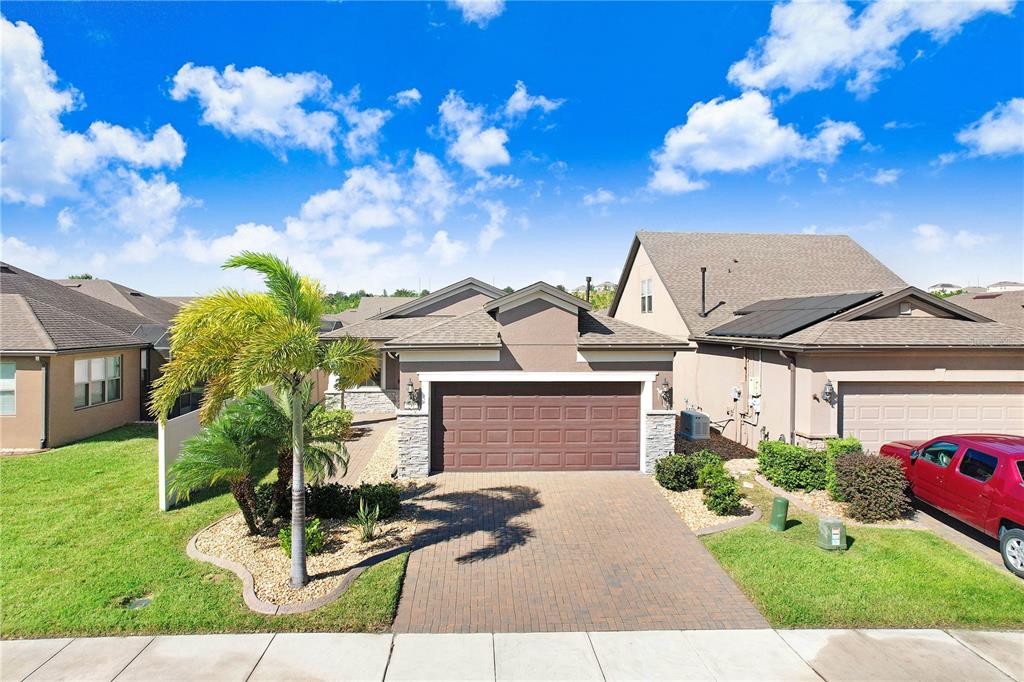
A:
[947,290,1024,328]
[609,231,907,337]
[55,278,181,325]
[989,281,1024,288]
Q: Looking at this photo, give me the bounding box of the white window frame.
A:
[0,361,15,416]
[74,354,123,409]
[640,278,653,313]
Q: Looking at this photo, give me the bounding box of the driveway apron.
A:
[393,471,767,633]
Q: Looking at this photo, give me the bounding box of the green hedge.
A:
[655,450,722,491]
[255,481,402,521]
[757,441,828,491]
[825,437,863,501]
[698,461,743,515]
[833,453,912,522]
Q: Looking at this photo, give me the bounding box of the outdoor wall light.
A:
[658,377,672,409]
[821,379,836,405]
[404,379,419,410]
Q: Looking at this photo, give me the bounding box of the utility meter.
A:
[730,386,741,401]
[748,376,761,397]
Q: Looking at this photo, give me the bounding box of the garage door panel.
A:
[431,381,641,471]
[841,381,1024,454]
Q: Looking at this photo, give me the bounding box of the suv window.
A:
[1017,461,1024,486]
[919,441,959,468]
[958,449,998,483]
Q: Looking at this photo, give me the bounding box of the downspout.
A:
[39,356,49,449]
[779,350,796,444]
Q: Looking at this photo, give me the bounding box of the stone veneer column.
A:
[643,410,677,474]
[396,410,430,478]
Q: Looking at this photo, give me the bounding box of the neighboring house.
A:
[610,232,1024,454]
[323,278,685,476]
[927,283,963,295]
[55,278,182,325]
[988,280,1024,292]
[947,290,1024,328]
[0,263,162,450]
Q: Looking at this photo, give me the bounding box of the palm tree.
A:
[152,252,377,588]
[167,400,274,534]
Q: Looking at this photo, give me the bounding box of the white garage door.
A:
[841,382,1024,453]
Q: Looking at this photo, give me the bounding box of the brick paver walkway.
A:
[332,414,394,483]
[394,471,767,633]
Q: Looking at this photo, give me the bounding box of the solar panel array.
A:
[707,291,881,339]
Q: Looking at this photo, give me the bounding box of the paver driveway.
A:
[393,471,767,633]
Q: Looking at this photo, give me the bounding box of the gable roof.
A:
[947,289,1024,328]
[385,309,501,349]
[354,295,418,319]
[369,278,504,319]
[483,282,591,313]
[578,312,689,349]
[609,231,907,337]
[320,316,442,341]
[55,278,181,325]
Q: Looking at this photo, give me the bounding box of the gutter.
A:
[39,356,49,449]
[692,337,1024,352]
[577,343,690,351]
[779,350,796,445]
[383,343,502,351]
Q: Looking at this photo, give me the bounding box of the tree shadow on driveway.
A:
[402,483,541,564]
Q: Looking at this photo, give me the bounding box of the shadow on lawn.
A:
[402,483,541,564]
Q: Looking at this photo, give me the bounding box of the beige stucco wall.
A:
[0,355,45,450]
[612,244,690,339]
[47,348,143,448]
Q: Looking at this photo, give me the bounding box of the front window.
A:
[74,355,122,408]
[919,441,959,468]
[640,278,653,313]
[959,448,998,482]
[0,362,14,415]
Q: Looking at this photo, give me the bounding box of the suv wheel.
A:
[1000,528,1024,578]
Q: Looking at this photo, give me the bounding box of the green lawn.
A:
[0,425,407,638]
[703,478,1024,628]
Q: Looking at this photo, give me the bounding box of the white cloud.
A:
[913,223,994,252]
[504,81,564,120]
[334,86,392,160]
[108,171,192,238]
[449,0,505,27]
[869,168,902,185]
[477,200,507,252]
[409,151,456,223]
[648,91,862,194]
[728,0,1013,98]
[883,120,917,130]
[801,225,819,235]
[56,207,76,233]
[955,98,1024,157]
[1,17,185,206]
[816,168,829,184]
[170,63,338,159]
[438,91,510,176]
[392,88,422,108]
[0,235,58,268]
[582,188,616,206]
[427,230,468,265]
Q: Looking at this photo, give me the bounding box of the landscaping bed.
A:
[0,426,408,638]
[755,474,920,528]
[657,484,755,532]
[357,424,398,484]
[675,429,757,460]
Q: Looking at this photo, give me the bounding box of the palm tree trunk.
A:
[230,481,260,535]
[289,388,308,588]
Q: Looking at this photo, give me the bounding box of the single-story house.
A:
[0,263,165,450]
[988,280,1024,292]
[609,231,1024,454]
[322,278,686,476]
[927,283,963,295]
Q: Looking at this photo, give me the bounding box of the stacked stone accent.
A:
[324,389,398,414]
[397,411,430,478]
[643,410,677,474]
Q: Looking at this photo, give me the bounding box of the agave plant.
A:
[152,252,377,588]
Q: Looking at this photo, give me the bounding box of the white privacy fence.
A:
[158,409,201,511]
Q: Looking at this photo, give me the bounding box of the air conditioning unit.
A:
[679,410,710,441]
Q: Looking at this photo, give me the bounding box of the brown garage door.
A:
[431,382,641,471]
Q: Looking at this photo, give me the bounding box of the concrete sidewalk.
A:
[2,628,1020,681]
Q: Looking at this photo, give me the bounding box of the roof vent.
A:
[0,265,14,274]
[129,292,143,297]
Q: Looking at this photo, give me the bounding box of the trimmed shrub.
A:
[307,483,352,519]
[279,517,326,557]
[698,461,743,516]
[351,482,401,519]
[655,450,722,491]
[825,437,863,501]
[834,453,912,522]
[757,441,827,491]
[254,482,287,521]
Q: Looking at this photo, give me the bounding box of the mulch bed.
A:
[675,429,757,460]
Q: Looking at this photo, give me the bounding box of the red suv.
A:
[880,434,1024,578]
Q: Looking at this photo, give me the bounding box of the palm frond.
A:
[229,317,320,394]
[224,252,324,325]
[319,336,379,387]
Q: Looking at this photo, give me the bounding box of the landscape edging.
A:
[186,516,409,615]
[694,504,762,536]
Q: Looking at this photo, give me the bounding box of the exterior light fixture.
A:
[822,379,836,405]
[404,379,419,410]
[657,377,672,409]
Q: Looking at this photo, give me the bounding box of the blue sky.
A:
[1,1,1022,295]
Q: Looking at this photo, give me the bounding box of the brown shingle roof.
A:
[385,309,500,348]
[612,232,906,337]
[947,290,1024,328]
[320,316,444,341]
[578,312,688,348]
[55,278,181,325]
[0,295,53,351]
[781,317,1024,348]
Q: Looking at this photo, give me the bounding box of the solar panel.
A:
[707,291,881,339]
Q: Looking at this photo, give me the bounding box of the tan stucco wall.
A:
[47,348,143,448]
[612,244,690,339]
[405,290,494,317]
[0,356,45,450]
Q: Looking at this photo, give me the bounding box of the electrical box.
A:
[749,396,761,413]
[730,386,741,401]
[679,410,710,441]
[748,376,761,397]
[817,518,847,551]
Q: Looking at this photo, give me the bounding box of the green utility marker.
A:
[818,518,847,551]
[769,496,789,531]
